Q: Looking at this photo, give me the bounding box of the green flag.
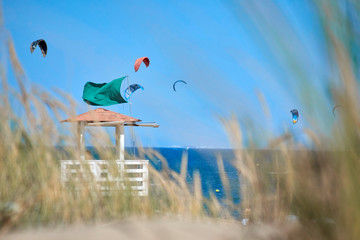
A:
[82,77,127,106]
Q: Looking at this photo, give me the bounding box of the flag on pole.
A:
[82,77,127,106]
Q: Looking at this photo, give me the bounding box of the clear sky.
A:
[2,0,334,148]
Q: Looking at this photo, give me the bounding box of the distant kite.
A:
[290,109,299,124]
[332,105,342,116]
[30,39,47,57]
[134,57,150,72]
[124,84,144,100]
[173,80,187,92]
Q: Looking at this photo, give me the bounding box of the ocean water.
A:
[128,147,241,203]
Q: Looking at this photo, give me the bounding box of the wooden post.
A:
[77,121,85,160]
[115,124,125,160]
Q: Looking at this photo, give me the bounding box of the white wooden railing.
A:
[60,160,148,196]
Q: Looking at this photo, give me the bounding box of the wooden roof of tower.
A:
[61,108,141,123]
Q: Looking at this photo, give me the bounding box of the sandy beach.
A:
[2,218,297,240]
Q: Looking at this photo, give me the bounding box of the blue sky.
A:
[2,0,334,148]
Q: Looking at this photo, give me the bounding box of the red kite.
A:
[134,57,150,72]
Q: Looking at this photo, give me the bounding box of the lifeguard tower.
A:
[59,108,158,196]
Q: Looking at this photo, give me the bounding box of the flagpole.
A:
[126,75,136,159]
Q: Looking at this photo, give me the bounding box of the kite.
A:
[173,80,187,92]
[290,109,299,124]
[332,105,342,116]
[30,39,47,57]
[134,57,150,72]
[124,84,144,100]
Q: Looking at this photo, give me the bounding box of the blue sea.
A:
[127,147,241,203]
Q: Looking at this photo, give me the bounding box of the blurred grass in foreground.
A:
[1,1,360,239]
[224,0,360,239]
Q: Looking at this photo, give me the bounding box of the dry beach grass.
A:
[1,0,360,239]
